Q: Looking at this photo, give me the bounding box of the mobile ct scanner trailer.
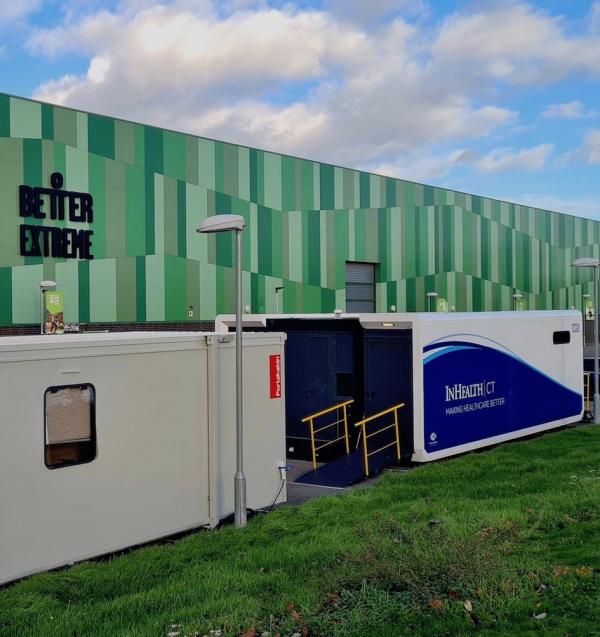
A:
[0,331,286,585]
[216,311,583,465]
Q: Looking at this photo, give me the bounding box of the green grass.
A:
[2,425,600,637]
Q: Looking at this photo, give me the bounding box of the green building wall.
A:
[0,92,599,327]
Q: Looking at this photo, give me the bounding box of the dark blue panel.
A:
[284,329,359,458]
[285,332,334,442]
[423,341,582,453]
[363,331,413,459]
[334,332,354,372]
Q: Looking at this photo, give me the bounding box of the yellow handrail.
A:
[354,402,404,477]
[302,399,354,469]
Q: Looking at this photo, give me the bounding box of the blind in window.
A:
[46,386,93,444]
[346,262,375,312]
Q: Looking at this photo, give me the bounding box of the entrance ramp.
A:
[295,402,405,487]
[294,445,398,487]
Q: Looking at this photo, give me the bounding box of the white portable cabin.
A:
[216,311,583,463]
[0,331,286,585]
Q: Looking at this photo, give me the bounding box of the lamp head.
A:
[571,257,600,268]
[196,214,245,233]
[40,280,56,289]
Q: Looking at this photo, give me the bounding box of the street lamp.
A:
[39,280,56,335]
[512,292,523,311]
[571,258,600,425]
[582,293,591,346]
[426,291,438,312]
[197,214,247,527]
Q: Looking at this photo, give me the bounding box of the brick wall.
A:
[0,322,215,336]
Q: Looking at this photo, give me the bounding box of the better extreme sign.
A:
[18,172,94,260]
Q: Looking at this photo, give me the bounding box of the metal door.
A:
[284,330,357,458]
[363,331,413,458]
[285,332,334,448]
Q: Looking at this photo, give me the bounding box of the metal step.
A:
[294,446,398,487]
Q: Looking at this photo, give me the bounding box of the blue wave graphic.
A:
[423,340,582,452]
[423,344,479,365]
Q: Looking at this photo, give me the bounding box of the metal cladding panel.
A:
[1,93,599,327]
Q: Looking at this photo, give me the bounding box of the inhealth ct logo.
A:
[445,381,496,402]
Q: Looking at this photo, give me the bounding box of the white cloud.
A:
[0,0,40,25]
[27,10,121,57]
[372,143,553,181]
[324,0,428,25]
[477,144,554,173]
[581,129,600,164]
[590,1,600,35]
[561,128,600,165]
[35,74,79,104]
[542,101,595,119]
[373,148,473,182]
[505,193,600,221]
[432,3,600,87]
[29,3,519,169]
[30,6,369,95]
[23,1,600,187]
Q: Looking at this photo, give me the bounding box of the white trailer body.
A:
[217,310,583,463]
[405,311,583,461]
[0,331,286,585]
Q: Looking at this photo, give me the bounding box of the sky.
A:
[1,0,600,219]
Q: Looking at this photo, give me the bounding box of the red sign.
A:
[269,354,282,399]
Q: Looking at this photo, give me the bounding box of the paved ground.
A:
[284,459,411,505]
[285,460,349,505]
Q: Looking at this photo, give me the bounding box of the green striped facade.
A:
[0,93,599,327]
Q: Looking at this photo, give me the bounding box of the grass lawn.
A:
[1,425,599,637]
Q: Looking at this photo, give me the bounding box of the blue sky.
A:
[2,0,600,218]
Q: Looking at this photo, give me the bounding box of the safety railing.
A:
[302,399,354,469]
[354,403,404,477]
[584,371,591,412]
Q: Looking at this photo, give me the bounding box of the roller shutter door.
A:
[345,262,375,312]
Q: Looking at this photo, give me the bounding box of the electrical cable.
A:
[268,478,286,513]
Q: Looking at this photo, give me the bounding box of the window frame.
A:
[552,331,571,345]
[44,383,97,470]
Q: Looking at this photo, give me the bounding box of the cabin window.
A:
[553,331,571,345]
[44,384,96,469]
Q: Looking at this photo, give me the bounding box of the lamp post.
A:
[39,280,56,335]
[512,292,523,311]
[426,291,438,312]
[582,293,591,346]
[197,214,247,527]
[571,258,600,425]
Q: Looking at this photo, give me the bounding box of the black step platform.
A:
[294,446,398,488]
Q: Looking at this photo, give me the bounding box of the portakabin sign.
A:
[19,172,94,260]
[269,354,282,399]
